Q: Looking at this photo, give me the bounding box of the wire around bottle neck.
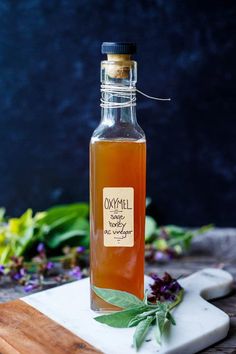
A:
[100,84,171,109]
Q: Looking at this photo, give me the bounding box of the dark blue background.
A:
[0,1,235,226]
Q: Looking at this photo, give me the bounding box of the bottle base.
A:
[91,298,120,313]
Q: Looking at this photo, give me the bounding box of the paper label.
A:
[103,187,134,247]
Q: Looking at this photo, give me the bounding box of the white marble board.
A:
[22,268,233,354]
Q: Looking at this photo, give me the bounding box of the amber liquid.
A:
[90,139,146,311]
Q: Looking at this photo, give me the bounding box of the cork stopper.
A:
[107,54,131,61]
[105,54,133,79]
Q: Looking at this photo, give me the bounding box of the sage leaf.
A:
[155,312,166,344]
[133,315,154,351]
[93,279,184,351]
[128,308,159,327]
[94,306,146,328]
[128,316,144,328]
[155,303,168,344]
[93,286,144,309]
[166,311,176,325]
[143,290,148,305]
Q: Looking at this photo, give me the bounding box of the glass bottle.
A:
[90,42,146,311]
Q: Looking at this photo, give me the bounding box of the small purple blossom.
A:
[38,260,55,276]
[69,266,82,280]
[24,282,39,293]
[154,251,170,263]
[46,261,54,270]
[169,280,181,292]
[76,246,85,254]
[148,272,182,303]
[166,249,177,259]
[0,265,5,276]
[11,267,26,281]
[9,257,27,282]
[37,242,45,254]
[145,246,176,264]
[24,283,34,292]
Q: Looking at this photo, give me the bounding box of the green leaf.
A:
[36,203,89,228]
[133,316,154,351]
[0,208,5,222]
[146,198,152,207]
[36,203,90,250]
[168,232,193,248]
[155,312,166,344]
[164,225,185,236]
[145,216,157,242]
[93,282,184,351]
[193,224,214,236]
[0,245,11,264]
[46,230,87,248]
[166,224,214,251]
[128,316,143,328]
[155,238,168,251]
[155,303,168,344]
[10,209,35,258]
[128,308,158,327]
[9,209,34,235]
[143,290,148,305]
[166,311,176,325]
[46,218,89,248]
[93,286,144,309]
[40,213,79,232]
[94,306,146,328]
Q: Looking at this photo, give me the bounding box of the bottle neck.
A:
[100,57,137,126]
[101,90,137,125]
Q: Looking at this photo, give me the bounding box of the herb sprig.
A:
[93,273,184,351]
[0,203,89,265]
[145,218,213,263]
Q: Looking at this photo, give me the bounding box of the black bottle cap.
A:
[101,42,136,55]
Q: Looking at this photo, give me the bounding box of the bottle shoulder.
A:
[91,122,145,142]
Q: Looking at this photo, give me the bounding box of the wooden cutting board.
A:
[0,268,233,354]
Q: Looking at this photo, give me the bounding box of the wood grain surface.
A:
[0,299,101,354]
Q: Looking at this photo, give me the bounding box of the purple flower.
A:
[24,284,34,292]
[169,280,181,292]
[160,285,168,293]
[46,261,54,270]
[12,268,26,281]
[24,282,39,293]
[154,251,170,263]
[37,242,45,253]
[150,273,161,281]
[162,272,172,284]
[166,249,177,259]
[148,272,182,304]
[76,246,85,254]
[11,268,26,280]
[12,273,21,280]
[69,266,82,280]
[0,265,5,276]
